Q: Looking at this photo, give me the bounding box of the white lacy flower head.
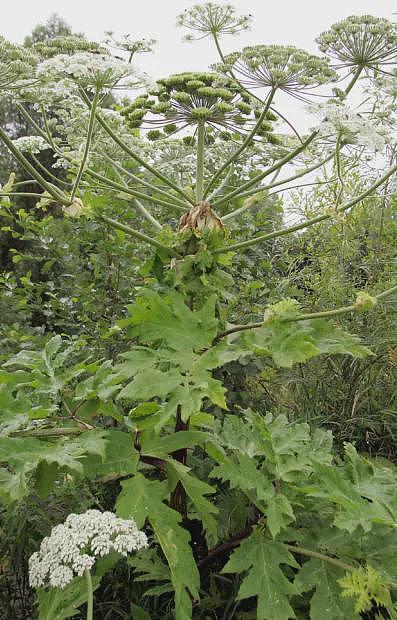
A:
[29,509,148,589]
[12,135,49,154]
[307,102,390,152]
[36,52,138,91]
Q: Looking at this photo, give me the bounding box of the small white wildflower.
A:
[12,135,49,154]
[29,509,148,589]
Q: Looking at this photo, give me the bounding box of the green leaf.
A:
[266,493,295,538]
[0,431,107,503]
[116,473,200,619]
[35,461,59,499]
[130,603,152,619]
[308,458,396,533]
[37,575,101,620]
[210,452,273,510]
[223,528,298,620]
[294,559,360,620]
[123,289,218,352]
[83,430,138,478]
[243,316,372,368]
[140,430,211,457]
[118,368,183,401]
[166,460,218,538]
[129,547,173,597]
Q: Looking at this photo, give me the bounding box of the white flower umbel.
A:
[36,52,138,91]
[12,135,49,155]
[29,509,148,590]
[307,102,390,152]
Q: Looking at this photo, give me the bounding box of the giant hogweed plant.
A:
[1,5,397,619]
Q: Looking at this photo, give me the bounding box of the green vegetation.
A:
[0,7,396,620]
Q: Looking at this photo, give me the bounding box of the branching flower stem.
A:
[84,168,185,213]
[70,89,100,201]
[78,89,195,206]
[207,164,234,201]
[213,283,397,343]
[203,88,276,198]
[234,152,334,200]
[100,214,180,257]
[222,153,334,221]
[0,125,69,205]
[213,131,318,209]
[217,161,397,253]
[102,154,188,211]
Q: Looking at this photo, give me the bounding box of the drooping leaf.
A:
[116,473,200,620]
[166,460,218,538]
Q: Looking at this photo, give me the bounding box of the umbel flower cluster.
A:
[36,51,139,91]
[317,15,397,70]
[12,135,49,154]
[308,102,390,151]
[216,45,337,99]
[29,510,148,589]
[176,2,252,41]
[121,71,276,140]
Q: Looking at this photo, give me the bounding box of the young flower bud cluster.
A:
[177,2,252,41]
[317,15,397,69]
[121,71,276,140]
[0,36,38,89]
[216,45,336,100]
[29,510,148,589]
[31,36,106,60]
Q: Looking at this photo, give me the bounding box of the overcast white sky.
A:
[4,1,396,79]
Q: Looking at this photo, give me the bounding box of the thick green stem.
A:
[343,66,364,97]
[213,132,317,209]
[84,569,93,620]
[0,125,69,205]
[71,90,100,201]
[100,214,180,256]
[79,89,194,205]
[204,89,276,198]
[85,168,184,212]
[217,161,397,253]
[196,121,206,202]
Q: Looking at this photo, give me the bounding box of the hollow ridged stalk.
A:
[84,569,93,620]
[196,121,206,203]
[70,89,100,201]
[0,125,69,205]
[203,89,275,198]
